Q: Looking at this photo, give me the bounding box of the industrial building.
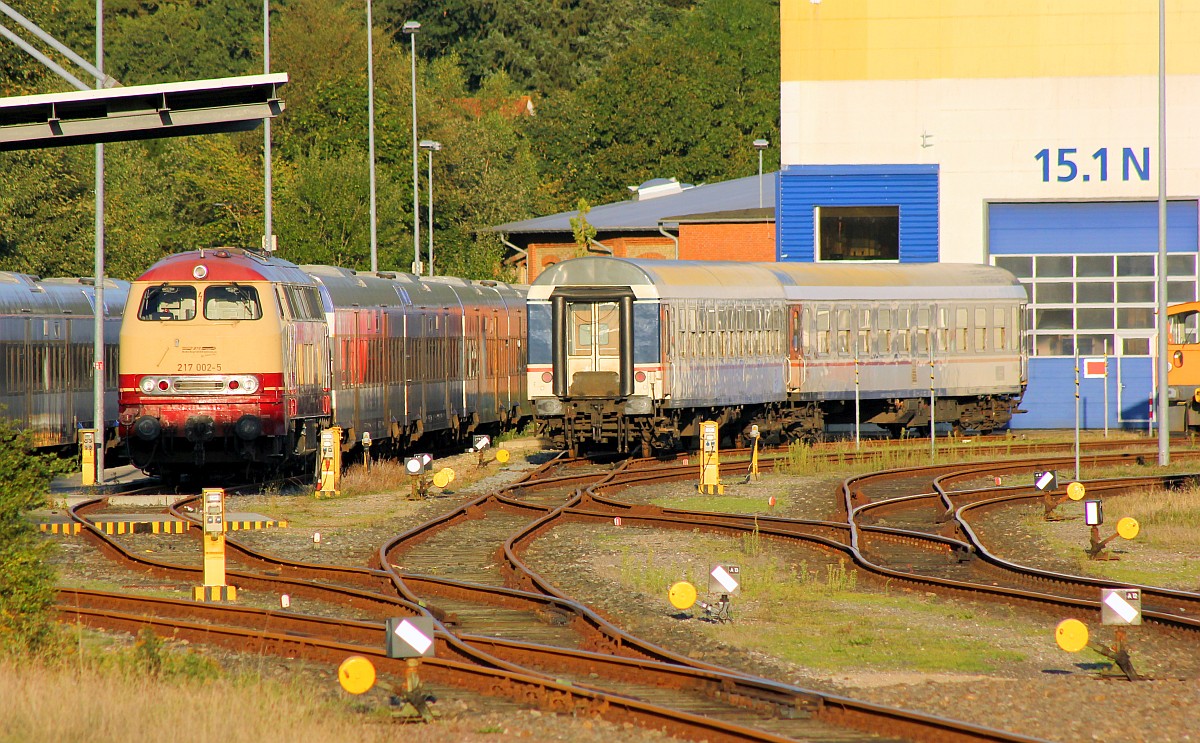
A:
[780,1,1200,429]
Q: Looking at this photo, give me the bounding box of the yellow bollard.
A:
[194,488,236,601]
[316,427,342,498]
[698,421,724,494]
[78,429,97,487]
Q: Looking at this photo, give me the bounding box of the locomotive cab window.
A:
[1169,310,1200,344]
[204,285,262,321]
[139,285,197,321]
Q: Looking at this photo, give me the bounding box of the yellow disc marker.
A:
[1117,516,1141,540]
[432,469,451,489]
[668,581,698,610]
[338,655,376,695]
[496,449,511,464]
[1055,619,1090,653]
[1066,481,1086,501]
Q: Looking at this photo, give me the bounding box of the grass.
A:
[1033,482,1200,588]
[775,430,1152,477]
[613,530,1037,674]
[0,633,404,743]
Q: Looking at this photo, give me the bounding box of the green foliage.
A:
[527,0,781,206]
[0,0,780,281]
[0,418,66,658]
[569,199,596,258]
[378,0,687,92]
[105,0,261,84]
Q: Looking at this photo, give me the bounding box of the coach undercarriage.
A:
[537,393,1022,455]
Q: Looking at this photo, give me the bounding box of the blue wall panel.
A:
[1012,358,1153,431]
[990,201,1198,254]
[778,164,939,263]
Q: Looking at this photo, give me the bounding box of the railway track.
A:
[53,439,1200,741]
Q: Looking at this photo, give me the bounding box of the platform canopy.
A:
[0,72,287,151]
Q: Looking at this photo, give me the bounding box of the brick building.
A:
[490,173,777,283]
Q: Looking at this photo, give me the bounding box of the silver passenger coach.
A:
[527,257,1028,455]
[0,272,128,448]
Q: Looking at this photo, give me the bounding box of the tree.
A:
[377,0,686,92]
[0,418,67,658]
[526,0,781,207]
[569,198,596,257]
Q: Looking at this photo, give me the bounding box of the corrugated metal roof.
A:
[488,172,778,235]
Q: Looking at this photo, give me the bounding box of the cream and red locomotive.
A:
[118,249,527,482]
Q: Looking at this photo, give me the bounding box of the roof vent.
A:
[627,177,692,201]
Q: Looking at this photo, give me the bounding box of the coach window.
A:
[856,308,870,357]
[916,307,931,354]
[139,285,197,321]
[815,309,830,356]
[816,206,899,261]
[836,309,851,355]
[878,309,892,354]
[895,307,910,353]
[993,307,1007,350]
[205,285,262,320]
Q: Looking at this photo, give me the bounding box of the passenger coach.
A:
[0,272,127,449]
[119,248,528,482]
[527,257,1028,455]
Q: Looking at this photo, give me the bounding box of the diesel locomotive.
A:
[1166,301,1200,432]
[117,248,528,482]
[527,257,1029,455]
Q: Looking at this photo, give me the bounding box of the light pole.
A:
[753,138,769,208]
[1156,0,1168,465]
[263,0,274,253]
[419,139,441,276]
[403,20,421,275]
[93,0,106,485]
[366,0,378,271]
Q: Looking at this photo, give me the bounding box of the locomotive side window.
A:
[139,285,197,321]
[204,285,262,321]
[1169,310,1200,344]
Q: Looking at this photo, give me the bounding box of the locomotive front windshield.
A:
[138,285,197,321]
[203,285,262,320]
[138,284,262,321]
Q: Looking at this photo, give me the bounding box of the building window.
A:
[816,206,899,261]
[994,252,1198,357]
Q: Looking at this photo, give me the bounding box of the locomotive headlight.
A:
[139,377,156,394]
[1173,350,1184,368]
[228,375,259,393]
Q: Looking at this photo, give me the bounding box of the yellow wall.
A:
[783,0,1200,81]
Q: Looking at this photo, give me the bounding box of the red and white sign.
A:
[1083,358,1107,379]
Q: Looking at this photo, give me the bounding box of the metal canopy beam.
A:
[0,72,287,151]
